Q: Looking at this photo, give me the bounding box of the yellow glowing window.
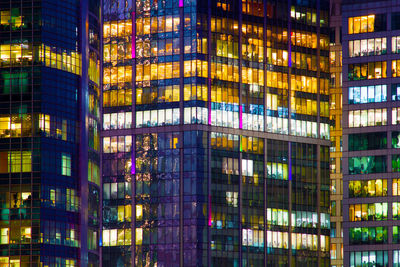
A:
[0,228,9,244]
[0,151,31,173]
[135,228,143,245]
[20,227,31,243]
[125,229,132,246]
[136,204,143,220]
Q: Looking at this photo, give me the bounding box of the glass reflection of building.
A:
[343,1,400,267]
[102,0,330,266]
[0,0,101,266]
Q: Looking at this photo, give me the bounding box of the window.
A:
[331,201,336,216]
[103,136,132,153]
[349,179,387,197]
[0,151,32,173]
[348,156,386,174]
[0,228,8,244]
[348,109,387,127]
[103,112,132,130]
[61,153,71,176]
[348,132,387,151]
[102,229,131,247]
[348,61,387,81]
[349,227,388,245]
[348,14,386,34]
[392,155,400,172]
[241,159,254,176]
[330,244,337,259]
[350,251,388,267]
[392,12,400,30]
[393,179,400,196]
[349,203,388,221]
[394,250,400,267]
[392,60,400,77]
[136,205,143,220]
[136,108,180,128]
[20,227,31,243]
[393,36,400,54]
[348,85,387,104]
[393,226,400,243]
[349,38,386,57]
[393,203,400,220]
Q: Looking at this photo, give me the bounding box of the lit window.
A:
[20,227,31,243]
[62,153,71,176]
[135,228,143,245]
[0,151,31,173]
[136,205,143,220]
[0,228,8,244]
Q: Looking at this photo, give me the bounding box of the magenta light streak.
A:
[131,12,136,59]
[131,150,136,175]
[239,105,243,129]
[208,78,211,125]
[208,195,212,226]
[179,0,183,7]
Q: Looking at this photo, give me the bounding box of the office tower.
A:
[343,0,400,266]
[0,0,101,266]
[329,0,343,266]
[102,0,331,266]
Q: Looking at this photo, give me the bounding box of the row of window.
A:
[0,227,31,244]
[41,186,79,212]
[103,20,132,38]
[103,89,132,107]
[349,203,387,221]
[0,257,77,267]
[348,14,386,34]
[348,156,386,175]
[348,132,387,151]
[103,136,132,153]
[103,182,132,200]
[348,179,387,198]
[266,208,330,229]
[102,228,131,246]
[103,112,132,130]
[349,38,387,57]
[0,113,75,142]
[349,226,387,245]
[135,108,180,128]
[348,85,387,104]
[41,221,79,247]
[346,60,400,79]
[348,61,386,81]
[349,251,388,267]
[348,108,387,127]
[349,179,400,198]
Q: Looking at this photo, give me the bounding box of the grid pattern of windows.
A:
[342,4,400,267]
[0,0,100,265]
[103,0,330,266]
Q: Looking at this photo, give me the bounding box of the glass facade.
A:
[343,1,400,266]
[329,0,343,266]
[0,0,100,266]
[102,0,330,266]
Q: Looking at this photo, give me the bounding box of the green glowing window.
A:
[61,153,71,176]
